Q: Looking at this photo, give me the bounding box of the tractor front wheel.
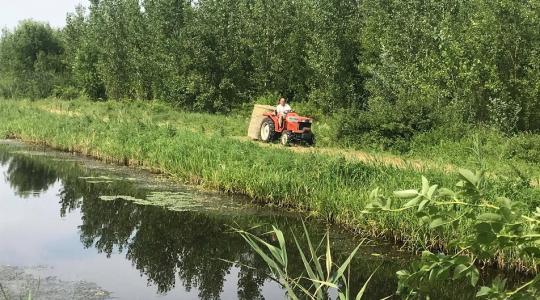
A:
[281,131,291,146]
[259,117,276,142]
[305,133,315,146]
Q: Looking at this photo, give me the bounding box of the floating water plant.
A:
[99,191,203,211]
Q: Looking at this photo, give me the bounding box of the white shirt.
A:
[276,104,292,115]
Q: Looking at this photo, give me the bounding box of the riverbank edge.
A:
[0,100,537,274]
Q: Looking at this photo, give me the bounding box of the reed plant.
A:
[235,223,377,300]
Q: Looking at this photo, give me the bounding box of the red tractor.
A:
[259,111,315,146]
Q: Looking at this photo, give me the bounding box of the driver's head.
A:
[279,97,286,106]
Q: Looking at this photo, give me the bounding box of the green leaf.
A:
[301,222,325,284]
[474,222,492,233]
[469,268,480,286]
[453,256,470,265]
[497,197,512,209]
[421,251,437,260]
[490,222,503,233]
[393,189,418,199]
[418,199,429,212]
[438,188,455,197]
[421,176,429,195]
[476,286,491,297]
[427,185,438,199]
[428,268,436,282]
[309,278,339,289]
[355,266,380,300]
[477,213,503,223]
[384,198,392,210]
[333,242,362,283]
[272,226,287,266]
[477,232,497,244]
[521,247,540,258]
[499,207,512,221]
[326,234,332,278]
[238,232,283,276]
[429,218,445,229]
[394,190,418,199]
[404,196,421,208]
[369,188,379,200]
[453,264,469,279]
[436,266,450,281]
[459,168,478,185]
[396,269,410,279]
[293,235,322,295]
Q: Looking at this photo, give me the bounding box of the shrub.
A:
[336,97,439,152]
[505,134,540,164]
[52,86,81,100]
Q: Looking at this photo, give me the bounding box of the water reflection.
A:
[0,143,476,299]
[0,151,57,197]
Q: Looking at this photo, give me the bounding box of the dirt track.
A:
[236,136,437,171]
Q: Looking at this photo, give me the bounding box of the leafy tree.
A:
[0,20,66,98]
[360,0,540,135]
[243,0,311,101]
[178,0,254,112]
[143,0,190,103]
[64,5,106,99]
[305,0,365,110]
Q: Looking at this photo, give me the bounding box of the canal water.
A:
[0,141,480,299]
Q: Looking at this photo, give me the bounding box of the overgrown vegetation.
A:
[364,168,540,298]
[243,168,540,299]
[1,0,539,151]
[0,99,538,273]
[236,223,375,300]
[25,98,540,182]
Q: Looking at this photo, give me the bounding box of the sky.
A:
[0,0,89,30]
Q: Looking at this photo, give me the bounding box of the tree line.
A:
[0,0,539,143]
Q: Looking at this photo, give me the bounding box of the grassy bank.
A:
[0,98,539,269]
[35,98,540,180]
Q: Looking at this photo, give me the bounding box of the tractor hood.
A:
[286,113,312,123]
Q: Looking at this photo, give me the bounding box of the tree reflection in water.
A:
[0,150,57,197]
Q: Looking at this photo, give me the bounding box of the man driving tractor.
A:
[276,97,292,129]
[255,97,315,146]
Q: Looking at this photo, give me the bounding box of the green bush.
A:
[336,97,438,152]
[0,77,12,98]
[505,134,540,164]
[52,86,81,100]
[0,21,66,99]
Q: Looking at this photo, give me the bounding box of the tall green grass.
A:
[236,223,375,300]
[0,99,538,266]
[32,98,540,180]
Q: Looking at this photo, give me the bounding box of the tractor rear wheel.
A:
[259,117,276,142]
